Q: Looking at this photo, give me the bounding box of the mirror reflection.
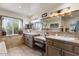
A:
[27,10,79,33]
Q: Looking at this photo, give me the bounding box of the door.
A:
[47,46,61,56]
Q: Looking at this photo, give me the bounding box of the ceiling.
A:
[0,3,63,19]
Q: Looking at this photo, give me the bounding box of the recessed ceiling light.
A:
[19,6,22,8]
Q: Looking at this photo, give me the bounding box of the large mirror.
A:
[29,10,79,33]
[41,16,63,32]
[41,10,79,32]
[62,10,79,32]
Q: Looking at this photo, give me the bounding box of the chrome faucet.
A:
[44,32,48,37]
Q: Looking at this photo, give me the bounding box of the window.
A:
[32,22,42,30]
[50,23,59,28]
[2,17,22,36]
[31,19,42,30]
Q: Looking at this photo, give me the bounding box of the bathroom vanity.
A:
[46,35,79,56]
[23,33,40,48]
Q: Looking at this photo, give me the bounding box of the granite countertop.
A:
[34,36,46,41]
[46,35,79,44]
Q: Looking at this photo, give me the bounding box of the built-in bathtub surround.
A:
[0,35,24,49]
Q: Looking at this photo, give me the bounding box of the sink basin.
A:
[25,32,39,35]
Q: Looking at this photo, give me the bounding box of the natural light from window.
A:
[2,17,22,36]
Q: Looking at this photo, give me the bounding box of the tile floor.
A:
[0,45,42,56]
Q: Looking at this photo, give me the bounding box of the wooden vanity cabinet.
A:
[23,34,33,48]
[23,34,39,48]
[46,38,79,56]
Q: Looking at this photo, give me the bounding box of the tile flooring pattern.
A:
[0,45,41,56]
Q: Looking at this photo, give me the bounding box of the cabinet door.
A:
[74,46,79,54]
[62,50,77,56]
[47,46,61,56]
[28,36,33,48]
[24,35,28,45]
[27,35,33,47]
[23,34,33,47]
[54,40,73,52]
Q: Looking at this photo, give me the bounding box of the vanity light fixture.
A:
[48,7,71,17]
[59,7,71,16]
[49,12,59,17]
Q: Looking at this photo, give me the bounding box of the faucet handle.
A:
[55,34,58,36]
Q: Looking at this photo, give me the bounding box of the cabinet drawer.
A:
[54,41,73,51]
[46,39,54,46]
[74,46,79,54]
[62,50,77,56]
[27,35,32,39]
